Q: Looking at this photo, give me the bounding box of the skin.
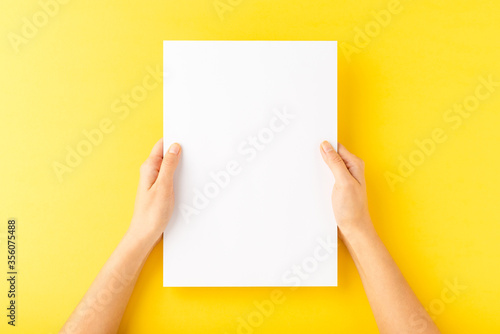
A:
[60,139,181,334]
[320,141,440,334]
[60,139,440,334]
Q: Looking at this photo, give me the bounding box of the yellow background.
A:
[1,0,499,333]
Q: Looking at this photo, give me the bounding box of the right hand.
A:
[320,141,373,241]
[128,139,182,248]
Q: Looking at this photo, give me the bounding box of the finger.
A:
[338,143,365,185]
[320,141,352,184]
[139,139,164,189]
[157,142,182,186]
[149,138,164,160]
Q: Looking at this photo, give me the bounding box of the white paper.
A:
[163,41,337,287]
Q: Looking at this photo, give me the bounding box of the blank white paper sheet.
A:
[163,41,337,287]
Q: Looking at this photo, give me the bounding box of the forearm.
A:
[60,140,181,334]
[343,221,440,334]
[60,231,155,334]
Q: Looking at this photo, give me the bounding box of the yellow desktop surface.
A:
[1,0,499,333]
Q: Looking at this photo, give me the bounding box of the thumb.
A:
[158,142,181,184]
[320,141,351,184]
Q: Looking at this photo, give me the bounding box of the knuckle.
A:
[338,178,357,189]
[328,153,344,165]
[162,156,177,168]
[158,183,175,198]
[150,156,162,166]
[346,178,358,187]
[139,162,150,174]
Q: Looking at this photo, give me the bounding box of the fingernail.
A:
[321,141,333,153]
[168,143,180,155]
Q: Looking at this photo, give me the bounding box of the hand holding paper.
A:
[320,141,372,241]
[128,139,182,248]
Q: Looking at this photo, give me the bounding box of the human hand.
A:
[127,139,181,248]
[320,141,373,241]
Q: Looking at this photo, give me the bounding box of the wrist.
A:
[123,227,160,254]
[339,218,378,251]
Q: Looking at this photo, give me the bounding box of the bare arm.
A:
[60,139,181,334]
[320,141,440,334]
